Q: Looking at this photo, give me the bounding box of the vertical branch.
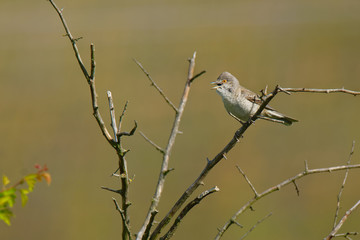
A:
[107,91,118,142]
[136,52,200,240]
[49,1,135,239]
[48,0,113,144]
[48,0,90,82]
[332,141,355,229]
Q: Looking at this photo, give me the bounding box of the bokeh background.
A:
[1,0,360,239]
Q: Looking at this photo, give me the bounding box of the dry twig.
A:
[325,200,360,240]
[215,163,360,239]
[150,86,281,240]
[239,212,272,240]
[136,52,203,240]
[280,87,360,96]
[160,187,220,240]
[49,1,135,239]
[333,141,355,229]
[133,59,178,113]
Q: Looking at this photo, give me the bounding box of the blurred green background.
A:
[1,0,360,239]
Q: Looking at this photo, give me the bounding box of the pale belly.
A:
[222,97,259,121]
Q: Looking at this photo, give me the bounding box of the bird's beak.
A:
[211,81,220,90]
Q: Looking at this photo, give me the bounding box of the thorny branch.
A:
[160,187,220,240]
[49,1,135,239]
[333,141,355,230]
[325,200,360,240]
[49,2,360,239]
[239,213,272,240]
[281,87,360,96]
[150,86,281,240]
[136,52,204,240]
[215,163,360,239]
[133,59,179,113]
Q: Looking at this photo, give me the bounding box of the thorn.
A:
[199,181,205,186]
[163,168,175,176]
[111,167,120,177]
[74,36,83,42]
[250,206,255,211]
[304,160,309,172]
[177,130,183,134]
[230,219,244,228]
[123,149,130,156]
[292,180,300,196]
[222,153,227,160]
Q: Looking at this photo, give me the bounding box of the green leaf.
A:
[0,189,16,207]
[19,189,29,207]
[0,208,13,226]
[24,174,37,192]
[2,175,10,187]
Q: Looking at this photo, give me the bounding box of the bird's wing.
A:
[242,88,276,111]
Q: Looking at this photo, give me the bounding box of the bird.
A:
[211,71,298,126]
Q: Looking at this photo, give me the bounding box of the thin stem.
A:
[333,141,355,229]
[280,87,360,96]
[136,52,200,240]
[325,200,360,240]
[150,86,281,240]
[140,131,165,154]
[239,212,272,240]
[133,58,178,113]
[160,187,219,240]
[215,164,360,239]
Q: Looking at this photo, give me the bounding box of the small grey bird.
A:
[212,72,298,126]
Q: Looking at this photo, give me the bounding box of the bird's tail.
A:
[261,110,298,126]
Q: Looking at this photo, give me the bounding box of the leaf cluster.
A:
[0,164,51,226]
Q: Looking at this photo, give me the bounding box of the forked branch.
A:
[136,52,204,240]
[49,1,135,239]
[215,163,360,239]
[325,200,360,240]
[150,86,281,240]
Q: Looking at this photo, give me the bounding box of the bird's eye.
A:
[222,79,227,83]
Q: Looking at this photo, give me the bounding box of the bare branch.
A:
[331,232,358,239]
[118,121,138,138]
[49,0,113,144]
[280,87,360,96]
[101,186,123,195]
[292,180,300,196]
[325,200,360,240]
[160,186,220,240]
[150,86,281,240]
[107,91,118,142]
[112,197,133,240]
[215,163,360,239]
[118,100,129,134]
[236,166,259,198]
[137,52,201,240]
[49,2,134,239]
[190,70,206,83]
[48,0,90,81]
[133,58,178,113]
[142,210,159,240]
[333,141,355,229]
[139,131,165,154]
[239,212,272,240]
[90,43,95,80]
